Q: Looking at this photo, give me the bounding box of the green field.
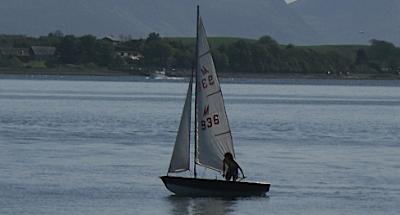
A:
[167,37,367,60]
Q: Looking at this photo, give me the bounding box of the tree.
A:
[251,43,271,73]
[226,40,255,73]
[212,49,229,72]
[57,35,82,64]
[80,35,97,64]
[368,39,400,72]
[95,40,115,67]
[143,41,173,68]
[258,35,280,55]
[355,49,368,65]
[146,32,161,43]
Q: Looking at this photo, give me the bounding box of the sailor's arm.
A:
[238,165,245,178]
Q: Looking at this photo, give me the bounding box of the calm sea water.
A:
[1,75,399,215]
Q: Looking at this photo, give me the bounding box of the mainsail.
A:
[168,75,193,173]
[196,17,235,172]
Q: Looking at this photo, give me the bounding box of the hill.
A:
[0,0,317,44]
[290,0,400,45]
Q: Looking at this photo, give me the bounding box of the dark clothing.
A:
[225,167,239,181]
[223,157,243,181]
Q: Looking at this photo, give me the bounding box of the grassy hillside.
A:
[168,37,365,61]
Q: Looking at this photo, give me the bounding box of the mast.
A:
[194,4,199,179]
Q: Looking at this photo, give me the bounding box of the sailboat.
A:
[160,6,270,197]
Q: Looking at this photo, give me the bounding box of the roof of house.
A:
[30,46,56,56]
[0,47,30,56]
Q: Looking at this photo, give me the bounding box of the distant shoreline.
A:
[0,68,134,76]
[0,68,399,80]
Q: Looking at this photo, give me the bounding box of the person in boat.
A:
[222,152,245,181]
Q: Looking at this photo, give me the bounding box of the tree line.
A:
[1,31,400,76]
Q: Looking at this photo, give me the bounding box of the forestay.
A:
[168,75,193,173]
[196,17,235,172]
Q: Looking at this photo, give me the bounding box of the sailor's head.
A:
[224,152,233,159]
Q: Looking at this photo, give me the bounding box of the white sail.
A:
[168,75,193,173]
[196,17,235,172]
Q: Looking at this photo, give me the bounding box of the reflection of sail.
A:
[167,196,235,215]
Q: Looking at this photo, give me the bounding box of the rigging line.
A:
[214,131,231,137]
[199,51,211,58]
[193,4,200,179]
[207,89,221,98]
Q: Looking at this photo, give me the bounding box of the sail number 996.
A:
[201,114,220,130]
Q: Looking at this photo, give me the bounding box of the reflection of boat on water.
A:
[167,196,235,215]
[160,6,270,197]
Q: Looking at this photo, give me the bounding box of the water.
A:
[1,75,399,215]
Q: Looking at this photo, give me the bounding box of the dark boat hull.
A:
[160,176,270,197]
